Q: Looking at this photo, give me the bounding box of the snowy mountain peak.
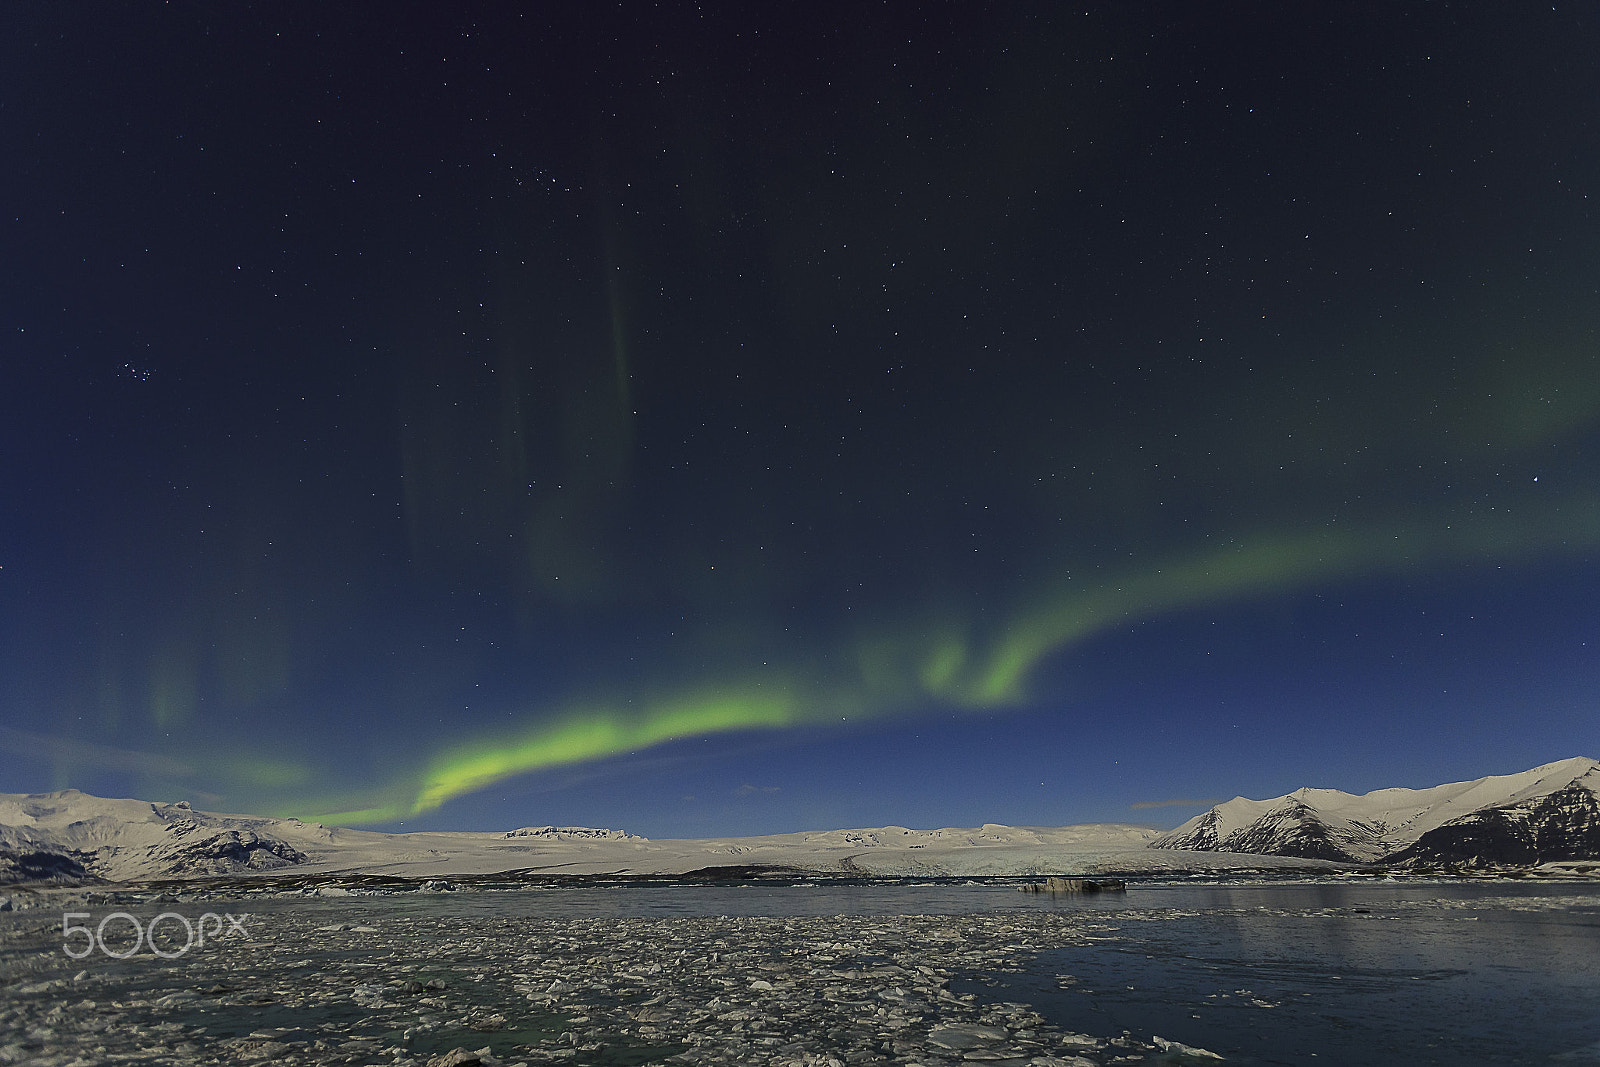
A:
[1155,758,1600,865]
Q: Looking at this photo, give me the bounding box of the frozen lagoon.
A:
[1,878,1596,1065]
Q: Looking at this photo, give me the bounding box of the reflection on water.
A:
[954,882,1600,1066]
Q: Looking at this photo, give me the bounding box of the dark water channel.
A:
[957,881,1600,1065]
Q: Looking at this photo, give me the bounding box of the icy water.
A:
[221,878,1600,1063]
[3,878,1597,1065]
[976,880,1600,1066]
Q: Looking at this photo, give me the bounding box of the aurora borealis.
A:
[3,5,1597,834]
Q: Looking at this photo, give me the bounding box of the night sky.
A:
[3,4,1597,836]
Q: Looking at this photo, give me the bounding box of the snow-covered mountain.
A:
[0,790,1280,884]
[0,790,316,882]
[1154,757,1600,866]
[7,758,1595,884]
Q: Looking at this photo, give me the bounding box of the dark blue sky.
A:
[3,3,1597,834]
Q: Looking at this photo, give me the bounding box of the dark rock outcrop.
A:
[1018,877,1126,893]
[1217,801,1369,863]
[0,846,97,884]
[154,828,307,875]
[1385,784,1600,867]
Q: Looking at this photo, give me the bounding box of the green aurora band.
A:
[295,493,1600,826]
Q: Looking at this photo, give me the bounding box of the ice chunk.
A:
[1152,1035,1225,1061]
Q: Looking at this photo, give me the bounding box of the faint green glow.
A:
[607,271,633,413]
[410,682,800,815]
[967,529,1366,706]
[962,495,1600,707]
[919,636,969,696]
[148,643,199,728]
[223,759,311,789]
[280,777,421,827]
[1470,343,1600,449]
[304,804,409,826]
[852,633,920,701]
[854,623,971,703]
